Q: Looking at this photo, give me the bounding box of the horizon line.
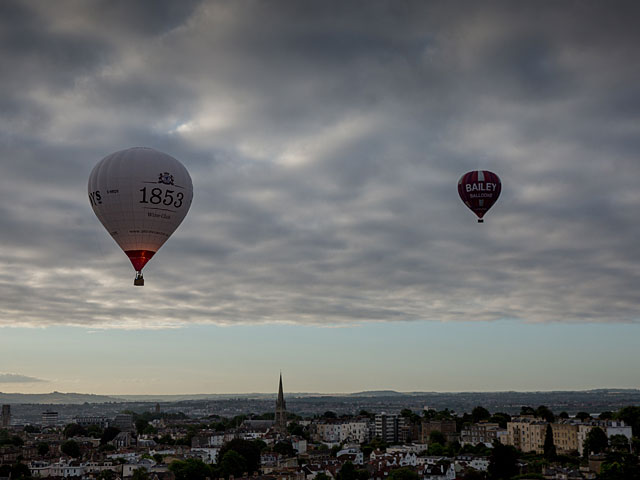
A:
[1,387,639,397]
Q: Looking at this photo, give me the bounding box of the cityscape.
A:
[2,1,640,479]
[1,377,640,479]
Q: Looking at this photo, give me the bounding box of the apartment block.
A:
[551,423,579,454]
[41,411,59,427]
[1,405,10,428]
[460,422,506,447]
[506,418,547,454]
[421,419,457,444]
[375,413,408,444]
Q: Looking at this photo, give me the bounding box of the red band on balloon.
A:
[125,250,157,271]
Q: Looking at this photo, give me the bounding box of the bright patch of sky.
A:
[1,0,640,392]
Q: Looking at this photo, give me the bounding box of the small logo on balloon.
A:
[158,172,174,185]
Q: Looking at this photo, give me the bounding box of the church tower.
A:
[274,373,287,433]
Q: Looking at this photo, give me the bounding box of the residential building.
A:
[73,415,109,429]
[370,449,418,468]
[577,424,595,454]
[421,419,457,444]
[1,405,10,427]
[577,420,632,453]
[112,413,134,432]
[112,431,134,448]
[551,422,579,454]
[460,422,505,447]
[422,461,456,480]
[41,411,59,426]
[375,413,408,444]
[340,419,371,443]
[242,419,274,433]
[314,421,342,443]
[292,437,307,454]
[455,455,490,472]
[506,417,546,454]
[603,420,632,441]
[191,447,219,463]
[336,447,363,465]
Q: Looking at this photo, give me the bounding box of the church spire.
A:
[275,372,287,433]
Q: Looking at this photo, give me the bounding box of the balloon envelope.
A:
[88,147,193,275]
[458,170,501,222]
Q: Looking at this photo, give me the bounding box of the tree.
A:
[100,427,120,445]
[575,412,591,421]
[459,469,487,480]
[169,459,215,480]
[429,430,446,446]
[536,406,555,423]
[155,433,174,445]
[387,467,420,480]
[219,450,247,478]
[471,406,491,423]
[87,425,103,438]
[632,436,640,455]
[583,427,608,457]
[599,451,640,480]
[615,406,640,437]
[434,408,455,420]
[367,437,388,452]
[361,444,374,458]
[490,412,511,429]
[336,461,369,480]
[543,424,556,461]
[520,406,536,416]
[274,440,296,457]
[427,442,445,456]
[488,441,519,480]
[599,411,614,420]
[336,461,357,480]
[400,408,421,425]
[609,434,630,452]
[218,439,261,474]
[131,468,150,480]
[330,444,342,457]
[423,409,437,420]
[135,418,150,434]
[323,411,337,419]
[8,462,32,480]
[61,440,81,458]
[23,425,40,434]
[446,440,462,456]
[287,422,306,438]
[558,411,569,419]
[63,423,87,438]
[97,470,115,480]
[37,442,49,456]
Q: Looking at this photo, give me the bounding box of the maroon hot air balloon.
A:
[458,170,501,223]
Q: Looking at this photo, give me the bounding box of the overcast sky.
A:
[1,1,640,394]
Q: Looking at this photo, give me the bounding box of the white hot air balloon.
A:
[88,147,193,285]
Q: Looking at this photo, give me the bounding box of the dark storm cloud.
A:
[1,0,640,328]
[0,373,46,383]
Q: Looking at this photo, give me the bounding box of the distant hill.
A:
[2,389,639,406]
[348,390,405,397]
[0,391,123,404]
